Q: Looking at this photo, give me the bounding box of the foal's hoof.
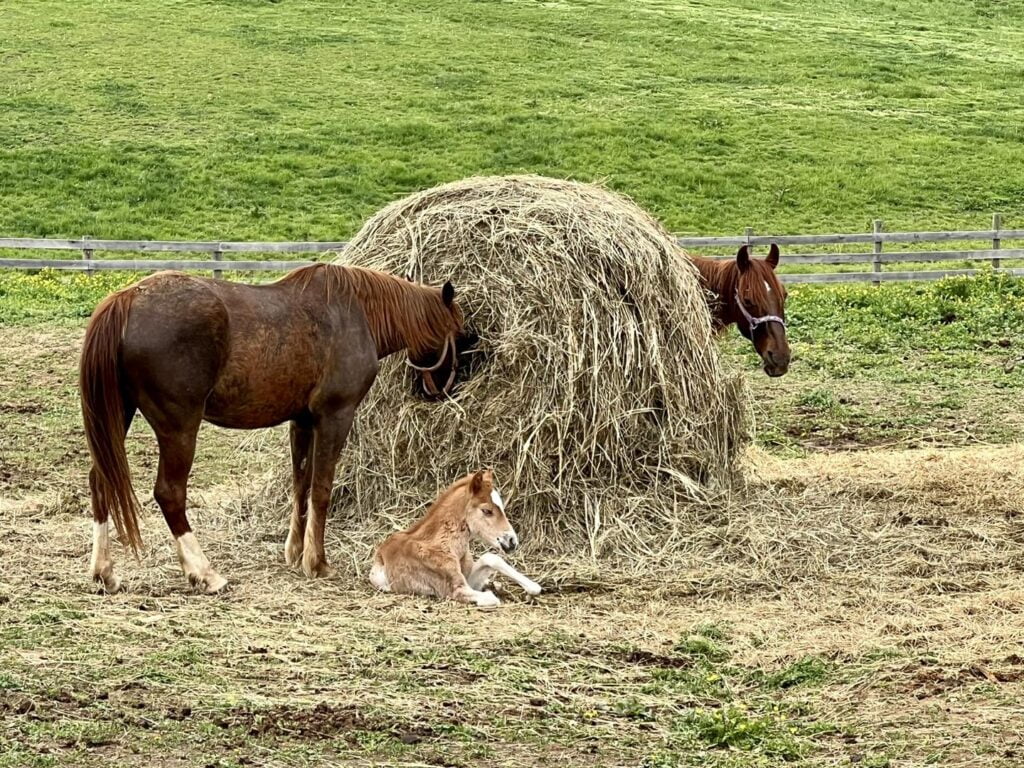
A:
[475,590,501,608]
[522,580,543,597]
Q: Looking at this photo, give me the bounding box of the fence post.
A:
[992,213,1002,270]
[82,235,94,276]
[872,220,883,285]
[744,226,754,254]
[213,246,223,279]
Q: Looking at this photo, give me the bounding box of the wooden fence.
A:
[2,215,1023,284]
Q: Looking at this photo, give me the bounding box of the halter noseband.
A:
[406,333,458,396]
[735,291,786,332]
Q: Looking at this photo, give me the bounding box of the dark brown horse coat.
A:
[81,264,462,593]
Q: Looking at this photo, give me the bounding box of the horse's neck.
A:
[409,490,471,555]
[329,266,447,359]
[689,255,737,328]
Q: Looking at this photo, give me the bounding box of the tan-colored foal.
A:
[369,470,541,607]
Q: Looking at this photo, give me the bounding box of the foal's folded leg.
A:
[468,552,542,596]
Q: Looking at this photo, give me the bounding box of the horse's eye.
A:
[482,508,494,517]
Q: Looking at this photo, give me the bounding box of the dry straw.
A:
[301,176,747,561]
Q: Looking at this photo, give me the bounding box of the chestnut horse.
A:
[370,469,541,608]
[689,244,791,377]
[81,264,463,594]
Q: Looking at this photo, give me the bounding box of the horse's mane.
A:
[689,255,784,325]
[281,264,460,357]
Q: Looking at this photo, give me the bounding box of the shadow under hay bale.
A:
[303,176,747,562]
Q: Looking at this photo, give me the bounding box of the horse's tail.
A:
[80,288,143,556]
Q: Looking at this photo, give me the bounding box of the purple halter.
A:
[735,291,786,332]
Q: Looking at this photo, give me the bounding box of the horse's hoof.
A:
[204,573,229,594]
[284,533,304,567]
[187,570,229,594]
[93,573,123,595]
[302,558,334,579]
[523,580,542,596]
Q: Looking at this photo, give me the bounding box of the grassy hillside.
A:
[2,0,1024,242]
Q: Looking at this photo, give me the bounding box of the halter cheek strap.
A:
[735,291,786,331]
[406,334,458,396]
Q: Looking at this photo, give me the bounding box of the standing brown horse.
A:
[688,244,791,376]
[81,264,463,594]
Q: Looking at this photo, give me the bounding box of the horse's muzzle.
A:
[498,532,519,553]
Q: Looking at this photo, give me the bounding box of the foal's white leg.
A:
[89,520,123,594]
[174,532,228,594]
[368,562,391,592]
[469,553,542,596]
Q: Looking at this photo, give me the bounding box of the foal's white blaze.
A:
[490,488,505,511]
[764,280,772,293]
[174,532,227,593]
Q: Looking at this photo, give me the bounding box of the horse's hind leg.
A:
[154,423,227,594]
[89,403,135,594]
[284,420,313,567]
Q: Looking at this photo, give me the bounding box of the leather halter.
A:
[734,291,786,332]
[406,333,457,396]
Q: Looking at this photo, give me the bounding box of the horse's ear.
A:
[482,468,494,487]
[766,243,780,269]
[736,245,752,272]
[442,281,455,307]
[469,469,484,495]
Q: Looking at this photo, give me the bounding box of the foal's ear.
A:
[736,245,752,272]
[441,281,456,307]
[469,469,485,495]
[766,243,780,269]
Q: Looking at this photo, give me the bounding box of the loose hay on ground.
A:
[267,175,747,565]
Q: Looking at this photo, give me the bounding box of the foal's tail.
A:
[80,288,143,556]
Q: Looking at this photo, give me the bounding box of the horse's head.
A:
[463,469,518,553]
[406,280,468,399]
[733,244,790,377]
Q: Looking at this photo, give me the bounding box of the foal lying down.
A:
[370,470,541,607]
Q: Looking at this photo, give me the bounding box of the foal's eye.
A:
[482,508,494,517]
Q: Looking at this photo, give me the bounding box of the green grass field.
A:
[4,2,1024,767]
[3,0,1024,242]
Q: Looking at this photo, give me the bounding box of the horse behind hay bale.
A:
[322,174,749,563]
[689,244,791,377]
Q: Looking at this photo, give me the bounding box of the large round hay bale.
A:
[331,175,747,559]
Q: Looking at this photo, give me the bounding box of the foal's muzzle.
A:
[498,532,519,553]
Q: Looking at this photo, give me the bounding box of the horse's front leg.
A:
[284,420,314,567]
[302,406,356,579]
[467,553,542,596]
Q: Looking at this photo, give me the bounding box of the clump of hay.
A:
[328,175,747,560]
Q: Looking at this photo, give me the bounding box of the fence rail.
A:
[1,215,1021,284]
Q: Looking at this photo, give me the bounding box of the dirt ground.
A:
[2,329,1023,767]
